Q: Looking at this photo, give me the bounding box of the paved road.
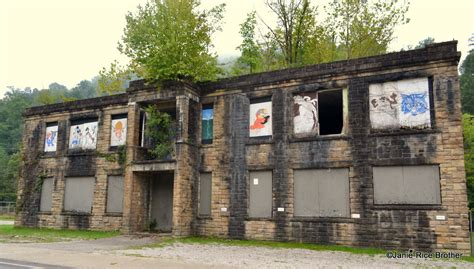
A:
[0,258,69,268]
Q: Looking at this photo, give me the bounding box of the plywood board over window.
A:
[40,178,54,212]
[201,106,213,144]
[69,120,98,150]
[110,116,127,147]
[249,171,272,218]
[369,77,431,129]
[44,123,58,152]
[249,100,272,137]
[294,168,349,217]
[106,176,124,213]
[64,177,95,213]
[199,173,212,216]
[373,165,440,205]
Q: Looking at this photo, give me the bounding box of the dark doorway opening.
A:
[318,90,343,135]
[150,173,174,232]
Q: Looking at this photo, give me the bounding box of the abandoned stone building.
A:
[16,41,470,253]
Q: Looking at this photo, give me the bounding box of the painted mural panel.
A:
[69,121,98,150]
[369,78,430,129]
[110,118,127,146]
[201,107,213,142]
[249,101,272,137]
[44,125,58,152]
[293,92,318,135]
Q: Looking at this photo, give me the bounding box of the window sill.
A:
[246,217,274,221]
[41,152,57,158]
[66,150,97,157]
[372,204,443,210]
[197,215,212,220]
[290,134,350,143]
[291,216,354,223]
[38,211,53,215]
[104,213,123,217]
[61,211,92,216]
[369,128,440,137]
[246,136,273,145]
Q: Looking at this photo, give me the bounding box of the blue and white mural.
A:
[69,121,98,149]
[369,78,431,129]
[44,125,58,152]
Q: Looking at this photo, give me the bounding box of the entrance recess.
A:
[150,173,174,232]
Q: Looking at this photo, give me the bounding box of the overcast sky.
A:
[0,0,472,97]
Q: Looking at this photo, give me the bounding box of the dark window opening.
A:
[318,90,343,135]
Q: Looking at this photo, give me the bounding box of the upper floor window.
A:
[69,119,98,150]
[44,122,58,152]
[110,114,127,147]
[293,89,344,136]
[249,98,272,138]
[369,77,431,130]
[201,105,213,144]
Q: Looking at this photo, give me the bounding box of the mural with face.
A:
[369,78,430,129]
[249,101,272,137]
[293,93,318,135]
[111,118,127,146]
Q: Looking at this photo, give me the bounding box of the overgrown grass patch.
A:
[0,225,119,243]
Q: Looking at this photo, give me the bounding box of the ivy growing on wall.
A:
[144,105,175,160]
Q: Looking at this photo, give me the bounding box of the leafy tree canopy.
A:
[118,0,225,82]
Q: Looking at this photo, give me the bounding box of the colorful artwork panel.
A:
[293,92,318,135]
[110,118,127,146]
[201,107,213,142]
[249,101,272,137]
[44,125,58,152]
[369,78,430,129]
[69,121,98,150]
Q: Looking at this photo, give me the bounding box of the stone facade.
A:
[17,42,470,254]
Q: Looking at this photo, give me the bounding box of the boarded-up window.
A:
[44,123,58,152]
[110,115,127,147]
[106,176,124,213]
[369,77,431,129]
[199,173,212,215]
[249,171,272,218]
[40,178,54,212]
[69,119,98,150]
[373,165,440,204]
[249,99,272,138]
[294,168,349,217]
[64,177,95,213]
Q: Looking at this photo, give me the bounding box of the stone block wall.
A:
[17,41,470,254]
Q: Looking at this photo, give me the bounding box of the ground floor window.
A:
[249,171,272,218]
[40,177,54,212]
[294,168,349,217]
[64,177,95,213]
[106,176,124,213]
[199,173,212,216]
[373,165,440,205]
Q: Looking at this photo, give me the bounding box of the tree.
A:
[233,12,262,75]
[98,61,131,95]
[415,37,435,49]
[325,0,409,59]
[463,114,474,208]
[461,49,474,114]
[261,0,318,67]
[118,0,225,82]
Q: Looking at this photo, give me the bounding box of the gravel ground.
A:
[119,243,473,269]
[0,221,14,225]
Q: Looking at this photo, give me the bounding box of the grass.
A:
[132,236,386,256]
[0,215,15,221]
[0,225,119,243]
